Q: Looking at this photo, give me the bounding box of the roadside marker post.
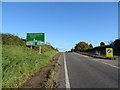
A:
[106,48,113,57]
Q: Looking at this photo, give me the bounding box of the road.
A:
[55,52,118,88]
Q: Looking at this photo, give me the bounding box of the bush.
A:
[75,42,90,52]
[2,33,25,46]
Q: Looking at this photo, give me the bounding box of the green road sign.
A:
[26,33,45,46]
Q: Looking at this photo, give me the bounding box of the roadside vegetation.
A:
[70,39,120,58]
[2,33,59,88]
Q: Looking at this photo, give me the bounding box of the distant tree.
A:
[112,39,120,49]
[89,44,93,48]
[100,42,105,47]
[71,48,74,52]
[71,47,75,52]
[75,42,90,51]
[108,40,113,45]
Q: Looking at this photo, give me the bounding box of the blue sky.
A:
[2,2,118,51]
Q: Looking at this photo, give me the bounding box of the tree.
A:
[100,42,105,47]
[108,40,113,45]
[71,48,74,52]
[112,39,120,49]
[75,42,90,51]
[89,44,93,48]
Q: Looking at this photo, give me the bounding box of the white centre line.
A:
[63,53,71,89]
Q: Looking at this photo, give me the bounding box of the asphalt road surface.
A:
[56,52,118,88]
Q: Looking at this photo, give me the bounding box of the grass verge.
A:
[38,53,61,88]
[43,62,60,88]
[2,45,58,88]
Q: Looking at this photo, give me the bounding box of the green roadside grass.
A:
[2,45,58,88]
[44,62,60,88]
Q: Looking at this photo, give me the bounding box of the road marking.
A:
[92,59,119,69]
[102,62,119,69]
[73,52,90,58]
[63,53,71,89]
[74,52,119,69]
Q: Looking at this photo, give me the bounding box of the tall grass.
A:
[2,45,58,88]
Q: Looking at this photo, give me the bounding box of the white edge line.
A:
[64,53,71,89]
[74,52,119,69]
[92,59,119,69]
[102,62,119,69]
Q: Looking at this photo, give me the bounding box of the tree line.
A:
[70,39,120,56]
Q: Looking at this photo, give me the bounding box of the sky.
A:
[2,2,118,51]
